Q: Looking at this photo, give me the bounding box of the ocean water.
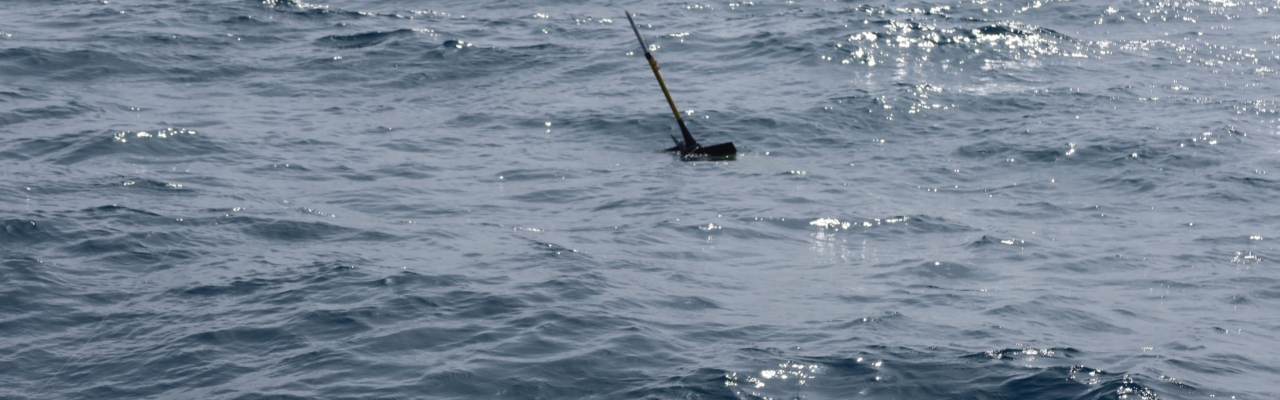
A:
[2,0,1278,398]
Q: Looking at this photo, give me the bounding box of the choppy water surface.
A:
[3,0,1279,398]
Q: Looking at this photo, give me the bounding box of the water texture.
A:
[2,0,1278,398]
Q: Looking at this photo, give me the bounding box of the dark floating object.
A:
[626,10,737,159]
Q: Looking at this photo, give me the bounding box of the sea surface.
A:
[2,0,1278,398]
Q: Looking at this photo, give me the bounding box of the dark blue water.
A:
[3,0,1278,398]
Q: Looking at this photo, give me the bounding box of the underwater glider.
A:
[625,10,737,158]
